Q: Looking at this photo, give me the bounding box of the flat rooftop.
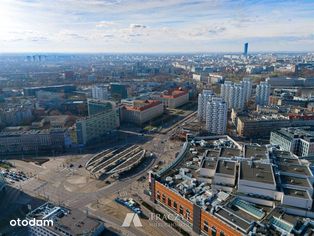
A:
[283,188,310,199]
[275,127,314,141]
[205,149,220,158]
[215,207,251,233]
[280,174,311,188]
[244,145,268,159]
[220,148,241,157]
[240,162,275,185]
[275,155,300,165]
[201,158,217,169]
[26,203,102,235]
[52,208,102,235]
[278,163,311,177]
[216,160,236,176]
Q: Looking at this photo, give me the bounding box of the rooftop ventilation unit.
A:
[256,173,264,178]
[294,191,303,196]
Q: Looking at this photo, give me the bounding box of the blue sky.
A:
[0,0,313,52]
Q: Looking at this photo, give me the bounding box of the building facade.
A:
[149,136,314,236]
[256,81,271,106]
[120,100,164,125]
[237,116,314,138]
[76,101,120,145]
[91,84,109,100]
[197,90,214,121]
[206,97,227,134]
[220,81,245,110]
[160,88,189,109]
[110,83,128,100]
[270,127,314,157]
[240,77,252,102]
[0,128,67,154]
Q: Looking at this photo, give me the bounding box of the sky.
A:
[0,0,313,53]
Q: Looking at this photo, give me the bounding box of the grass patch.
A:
[0,161,13,170]
[144,125,157,131]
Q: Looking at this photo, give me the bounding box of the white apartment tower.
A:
[197,90,214,121]
[256,81,271,106]
[206,97,227,134]
[241,77,252,102]
[92,84,109,100]
[220,81,245,110]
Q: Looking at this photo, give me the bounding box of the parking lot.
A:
[0,169,29,184]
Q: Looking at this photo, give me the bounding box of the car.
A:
[69,164,74,168]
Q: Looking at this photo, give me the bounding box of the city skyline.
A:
[0,0,314,53]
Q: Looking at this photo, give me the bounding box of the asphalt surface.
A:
[8,112,198,235]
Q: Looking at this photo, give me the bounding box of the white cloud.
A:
[96,21,115,28]
[129,24,147,29]
[0,0,313,52]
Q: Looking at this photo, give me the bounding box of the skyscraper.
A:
[206,97,227,134]
[197,90,214,121]
[256,81,271,106]
[244,42,248,57]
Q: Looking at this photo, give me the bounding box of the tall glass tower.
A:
[244,42,248,57]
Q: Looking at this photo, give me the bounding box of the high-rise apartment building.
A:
[240,77,252,102]
[197,90,214,121]
[206,97,227,134]
[256,81,271,106]
[221,81,245,110]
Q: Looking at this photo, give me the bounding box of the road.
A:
[10,111,197,235]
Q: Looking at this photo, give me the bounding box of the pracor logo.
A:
[122,213,142,227]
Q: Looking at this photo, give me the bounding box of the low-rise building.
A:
[237,115,314,138]
[270,127,314,157]
[26,202,104,236]
[0,127,67,154]
[120,100,164,125]
[149,135,314,236]
[160,88,189,108]
[238,162,279,200]
[76,101,119,145]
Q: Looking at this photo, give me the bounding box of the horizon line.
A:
[0,50,314,55]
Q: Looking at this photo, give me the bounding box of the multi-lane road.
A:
[11,111,197,235]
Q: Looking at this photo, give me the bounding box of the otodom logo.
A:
[10,218,53,227]
[122,213,142,227]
